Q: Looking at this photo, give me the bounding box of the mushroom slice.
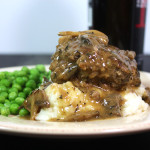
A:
[58,30,109,45]
[23,89,50,120]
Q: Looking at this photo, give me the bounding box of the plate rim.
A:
[0,118,150,138]
[0,65,150,138]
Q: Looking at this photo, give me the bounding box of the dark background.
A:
[0,129,150,149]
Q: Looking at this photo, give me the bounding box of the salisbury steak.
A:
[50,30,140,90]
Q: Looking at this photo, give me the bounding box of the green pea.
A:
[10,103,19,115]
[25,80,36,89]
[0,65,51,117]
[0,103,4,112]
[16,70,27,77]
[21,66,30,74]
[12,83,22,91]
[36,64,46,73]
[10,100,16,104]
[46,70,51,80]
[0,72,5,80]
[18,92,26,99]
[13,70,19,77]
[29,74,38,82]
[4,102,11,108]
[1,107,10,116]
[4,99,10,103]
[23,87,32,96]
[30,68,40,76]
[8,88,18,94]
[0,92,8,98]
[22,76,28,83]
[39,75,44,83]
[15,97,24,105]
[19,108,29,116]
[9,92,17,101]
[0,96,5,103]
[0,79,11,87]
[0,85,7,92]
[8,76,15,83]
[15,77,25,86]
[4,71,11,78]
[37,83,41,88]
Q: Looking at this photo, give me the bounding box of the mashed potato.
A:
[36,81,104,121]
[120,84,149,117]
[121,92,149,117]
[35,82,149,121]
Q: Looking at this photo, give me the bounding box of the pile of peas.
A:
[0,64,51,117]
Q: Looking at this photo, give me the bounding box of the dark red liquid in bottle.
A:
[89,0,147,70]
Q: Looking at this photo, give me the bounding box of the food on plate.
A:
[0,65,51,117]
[22,30,150,121]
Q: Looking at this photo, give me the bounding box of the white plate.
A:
[0,66,150,138]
